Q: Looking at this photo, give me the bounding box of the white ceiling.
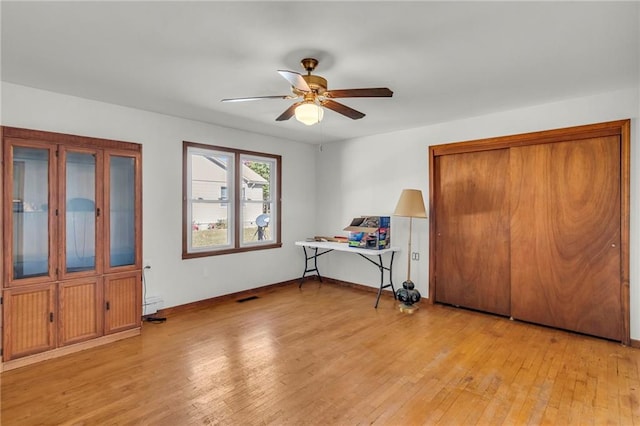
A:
[1,1,638,144]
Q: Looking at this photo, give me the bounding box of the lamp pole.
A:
[407,216,413,282]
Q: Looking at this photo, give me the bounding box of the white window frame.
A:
[239,154,278,248]
[185,145,234,254]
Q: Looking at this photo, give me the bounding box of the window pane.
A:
[242,202,272,243]
[191,201,230,247]
[242,158,272,202]
[12,147,49,279]
[189,150,233,250]
[241,157,274,245]
[110,156,136,267]
[66,152,96,272]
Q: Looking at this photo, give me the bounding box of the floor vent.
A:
[237,295,259,303]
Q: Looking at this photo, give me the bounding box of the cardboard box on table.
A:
[343,216,390,250]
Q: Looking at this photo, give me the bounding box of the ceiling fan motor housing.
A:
[297,75,327,95]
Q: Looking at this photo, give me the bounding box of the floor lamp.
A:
[393,189,427,313]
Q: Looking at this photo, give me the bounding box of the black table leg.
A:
[357,251,396,308]
[299,247,332,288]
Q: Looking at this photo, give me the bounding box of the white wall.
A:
[1,82,317,309]
[316,87,640,339]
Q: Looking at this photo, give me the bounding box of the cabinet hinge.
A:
[1,348,3,357]
[55,150,59,157]
[55,209,59,216]
[0,296,3,305]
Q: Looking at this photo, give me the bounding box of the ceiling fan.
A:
[221,58,393,125]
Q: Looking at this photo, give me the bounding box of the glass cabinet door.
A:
[106,153,140,270]
[9,144,56,283]
[61,148,102,278]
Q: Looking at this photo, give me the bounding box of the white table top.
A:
[295,240,400,256]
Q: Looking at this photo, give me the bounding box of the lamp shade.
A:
[295,102,324,126]
[393,189,427,218]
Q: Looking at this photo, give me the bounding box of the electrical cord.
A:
[142,265,167,323]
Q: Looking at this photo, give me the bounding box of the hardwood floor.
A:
[2,282,639,425]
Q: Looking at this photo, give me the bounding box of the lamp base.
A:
[398,303,419,314]
[395,279,421,314]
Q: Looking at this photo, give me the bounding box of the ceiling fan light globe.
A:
[295,103,324,126]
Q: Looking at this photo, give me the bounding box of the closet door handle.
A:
[49,312,54,323]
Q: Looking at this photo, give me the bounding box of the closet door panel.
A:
[434,148,511,315]
[510,136,621,340]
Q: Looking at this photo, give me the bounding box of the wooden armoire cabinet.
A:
[1,127,142,368]
[429,120,630,344]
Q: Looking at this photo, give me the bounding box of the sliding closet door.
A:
[510,136,621,340]
[434,148,511,316]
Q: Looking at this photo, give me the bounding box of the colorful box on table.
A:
[343,216,390,250]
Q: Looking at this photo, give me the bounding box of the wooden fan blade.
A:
[277,70,311,92]
[326,88,393,98]
[221,95,291,102]
[321,99,365,120]
[275,102,302,121]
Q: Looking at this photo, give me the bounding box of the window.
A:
[183,141,281,258]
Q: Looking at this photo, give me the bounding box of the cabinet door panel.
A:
[59,147,103,280]
[104,272,141,334]
[510,136,621,340]
[58,278,103,346]
[3,284,56,360]
[4,141,57,286]
[104,152,141,272]
[434,148,511,315]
